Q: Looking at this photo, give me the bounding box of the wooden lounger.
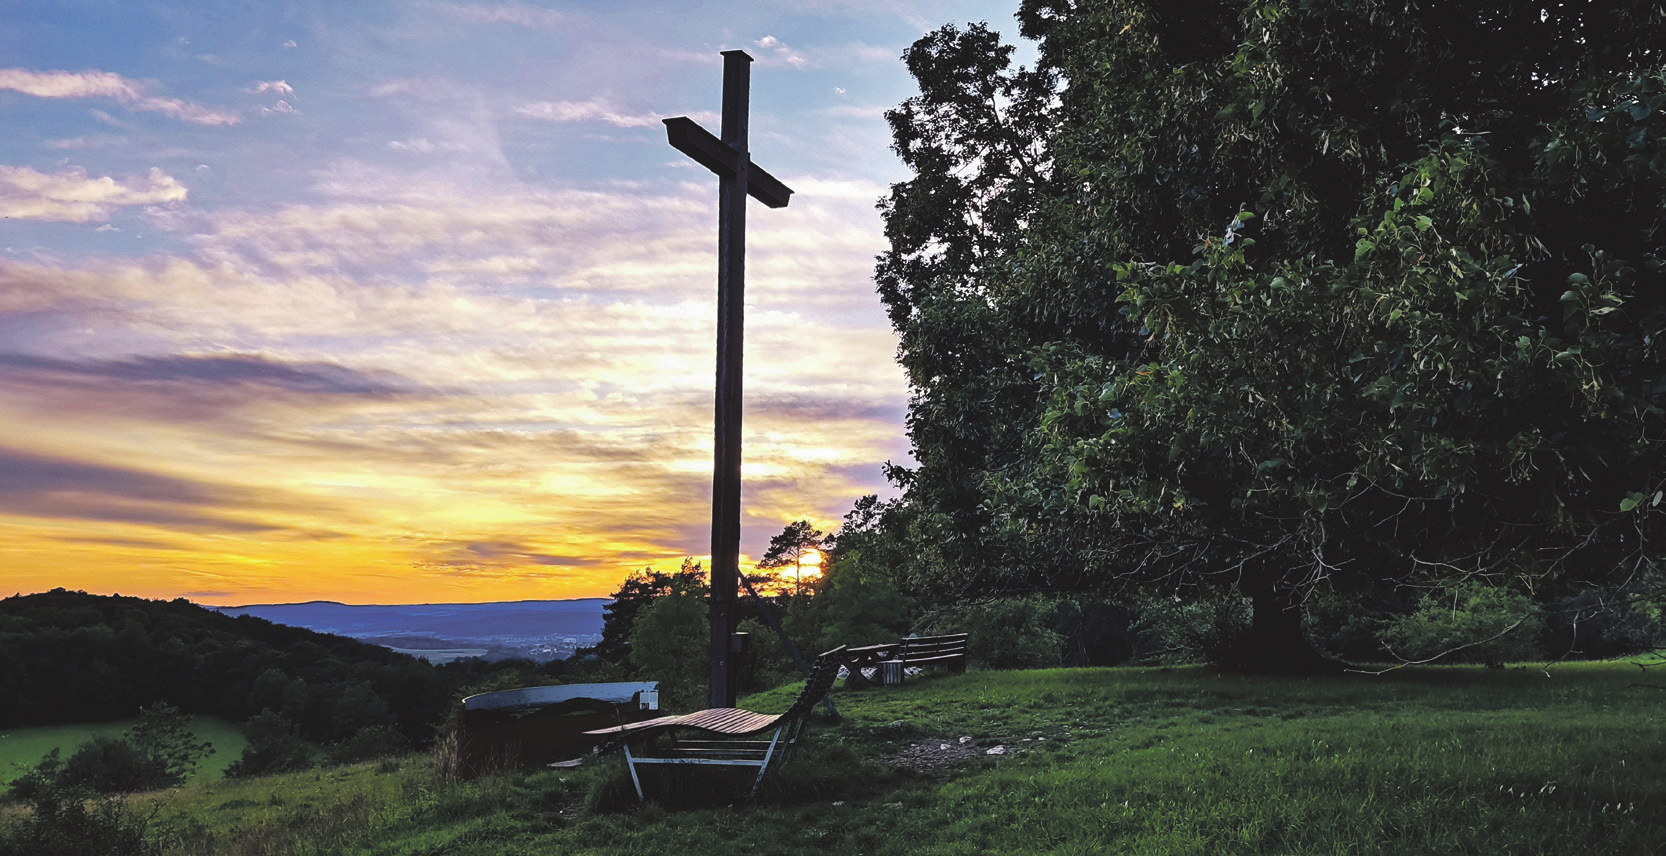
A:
[585,646,846,800]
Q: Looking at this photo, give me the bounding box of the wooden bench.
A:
[585,646,845,801]
[842,633,968,685]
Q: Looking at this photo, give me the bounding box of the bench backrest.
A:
[900,633,968,660]
[778,645,848,722]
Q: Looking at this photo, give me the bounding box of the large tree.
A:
[879,0,1666,671]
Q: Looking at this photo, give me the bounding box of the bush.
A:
[1379,583,1546,667]
[327,723,410,766]
[0,779,159,856]
[921,596,1063,670]
[811,546,915,653]
[1050,596,1136,667]
[1303,591,1406,662]
[225,709,314,778]
[1541,587,1664,659]
[57,736,167,794]
[1132,591,1251,666]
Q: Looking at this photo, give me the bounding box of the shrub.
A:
[327,723,410,766]
[0,779,159,856]
[57,736,167,794]
[1302,591,1405,662]
[1541,587,1665,659]
[225,709,314,778]
[921,596,1063,670]
[1379,583,1546,667]
[1132,591,1251,666]
[1050,596,1136,667]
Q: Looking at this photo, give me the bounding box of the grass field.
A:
[0,716,248,785]
[8,662,1665,854]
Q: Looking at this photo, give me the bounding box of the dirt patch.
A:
[873,737,1002,775]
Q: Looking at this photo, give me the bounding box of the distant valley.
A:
[213,599,608,663]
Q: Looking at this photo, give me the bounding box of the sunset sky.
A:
[0,0,1026,605]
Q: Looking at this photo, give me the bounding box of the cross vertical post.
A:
[663,50,792,709]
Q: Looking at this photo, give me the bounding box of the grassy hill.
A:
[63,661,1666,855]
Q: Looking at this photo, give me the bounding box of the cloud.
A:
[0,68,240,125]
[512,99,667,129]
[0,164,910,599]
[0,351,410,396]
[754,35,809,69]
[0,351,422,442]
[0,165,187,222]
[251,80,295,97]
[0,446,284,533]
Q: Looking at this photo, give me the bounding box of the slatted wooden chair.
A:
[584,645,846,800]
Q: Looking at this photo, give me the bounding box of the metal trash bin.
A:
[880,659,905,686]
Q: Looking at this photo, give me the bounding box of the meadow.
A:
[0,716,248,785]
[46,660,1659,856]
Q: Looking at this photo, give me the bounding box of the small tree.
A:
[125,702,213,787]
[585,558,706,665]
[627,572,710,709]
[811,545,914,652]
[756,521,826,597]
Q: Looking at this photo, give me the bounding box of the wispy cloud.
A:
[0,68,240,125]
[512,99,669,129]
[0,165,187,222]
[0,445,289,533]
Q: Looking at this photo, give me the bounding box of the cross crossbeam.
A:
[663,118,792,208]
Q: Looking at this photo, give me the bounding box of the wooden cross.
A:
[664,50,792,708]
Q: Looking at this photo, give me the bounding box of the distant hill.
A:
[0,589,459,739]
[213,599,608,662]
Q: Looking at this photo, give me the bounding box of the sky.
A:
[0,0,1029,606]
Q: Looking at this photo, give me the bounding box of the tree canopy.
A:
[878,0,1666,668]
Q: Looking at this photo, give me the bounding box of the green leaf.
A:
[1621,492,1646,512]
[1414,215,1433,231]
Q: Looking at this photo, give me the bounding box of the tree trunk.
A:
[1231,568,1345,676]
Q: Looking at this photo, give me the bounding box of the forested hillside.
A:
[0,589,467,743]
